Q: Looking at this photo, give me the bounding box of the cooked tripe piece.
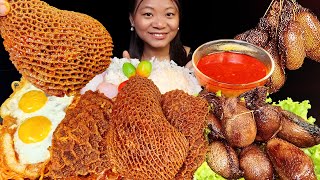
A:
[106,75,189,180]
[0,0,113,97]
[46,90,113,179]
[161,90,209,179]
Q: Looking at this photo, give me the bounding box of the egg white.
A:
[1,81,74,164]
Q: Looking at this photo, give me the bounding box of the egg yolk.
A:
[18,90,47,113]
[18,116,52,144]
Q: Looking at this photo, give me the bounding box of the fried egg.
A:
[0,79,74,164]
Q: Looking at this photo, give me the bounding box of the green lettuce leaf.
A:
[193,162,226,180]
[302,144,320,180]
[272,97,316,124]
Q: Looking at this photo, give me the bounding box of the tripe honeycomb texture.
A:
[161,90,209,179]
[47,90,113,179]
[0,0,113,96]
[106,75,189,180]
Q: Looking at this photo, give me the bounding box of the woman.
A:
[123,0,193,68]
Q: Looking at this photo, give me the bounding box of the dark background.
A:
[1,0,320,120]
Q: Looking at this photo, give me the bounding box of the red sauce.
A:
[197,52,267,84]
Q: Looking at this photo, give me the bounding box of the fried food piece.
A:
[276,0,306,71]
[296,8,320,61]
[222,98,257,148]
[207,113,225,142]
[46,90,113,179]
[106,75,189,180]
[0,0,113,97]
[234,16,286,93]
[233,0,320,93]
[161,90,209,180]
[0,116,47,180]
[279,21,306,70]
[263,40,286,93]
[207,141,243,179]
[239,144,274,180]
[234,28,269,48]
[267,138,317,180]
[277,110,320,148]
[0,78,50,179]
[253,105,281,142]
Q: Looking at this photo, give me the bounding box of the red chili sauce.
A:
[197,52,267,84]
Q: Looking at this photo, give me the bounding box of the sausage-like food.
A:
[207,141,243,179]
[266,138,317,180]
[239,144,274,180]
[222,98,257,148]
[277,110,320,148]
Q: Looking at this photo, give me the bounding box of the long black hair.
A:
[127,0,188,66]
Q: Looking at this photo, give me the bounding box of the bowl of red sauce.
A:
[192,39,275,97]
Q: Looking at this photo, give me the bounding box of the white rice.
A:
[82,57,202,96]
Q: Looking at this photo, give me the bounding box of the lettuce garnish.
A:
[272,97,316,124]
[193,162,226,180]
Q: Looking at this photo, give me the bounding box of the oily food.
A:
[234,0,320,93]
[161,90,209,180]
[0,78,74,180]
[106,75,190,180]
[1,79,320,180]
[45,76,209,180]
[200,87,320,179]
[46,90,113,179]
[0,0,113,97]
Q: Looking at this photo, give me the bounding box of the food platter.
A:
[1,0,320,179]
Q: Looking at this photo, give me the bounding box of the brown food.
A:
[234,0,320,93]
[234,28,269,48]
[253,105,281,142]
[239,86,269,110]
[221,98,257,148]
[105,75,189,180]
[207,113,225,142]
[239,144,274,180]
[263,40,286,93]
[277,110,320,148]
[276,0,307,71]
[296,8,320,61]
[278,21,306,70]
[266,138,317,180]
[0,0,113,97]
[199,90,224,120]
[207,141,243,179]
[46,90,113,179]
[161,90,209,180]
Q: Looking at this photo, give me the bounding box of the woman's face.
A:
[131,0,179,50]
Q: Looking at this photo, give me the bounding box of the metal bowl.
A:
[192,39,275,97]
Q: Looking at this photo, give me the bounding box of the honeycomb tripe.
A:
[46,90,114,179]
[162,90,209,179]
[0,0,113,97]
[106,75,189,180]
